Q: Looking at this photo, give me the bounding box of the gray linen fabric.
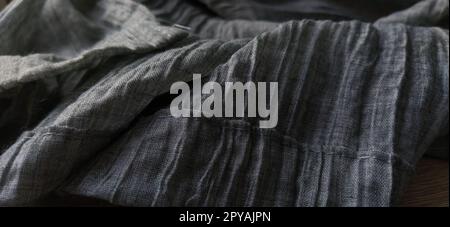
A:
[377,0,449,26]
[0,0,448,206]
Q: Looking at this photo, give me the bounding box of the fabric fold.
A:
[0,0,448,206]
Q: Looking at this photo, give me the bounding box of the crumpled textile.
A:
[0,0,448,206]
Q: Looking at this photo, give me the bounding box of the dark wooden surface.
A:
[401,158,449,207]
